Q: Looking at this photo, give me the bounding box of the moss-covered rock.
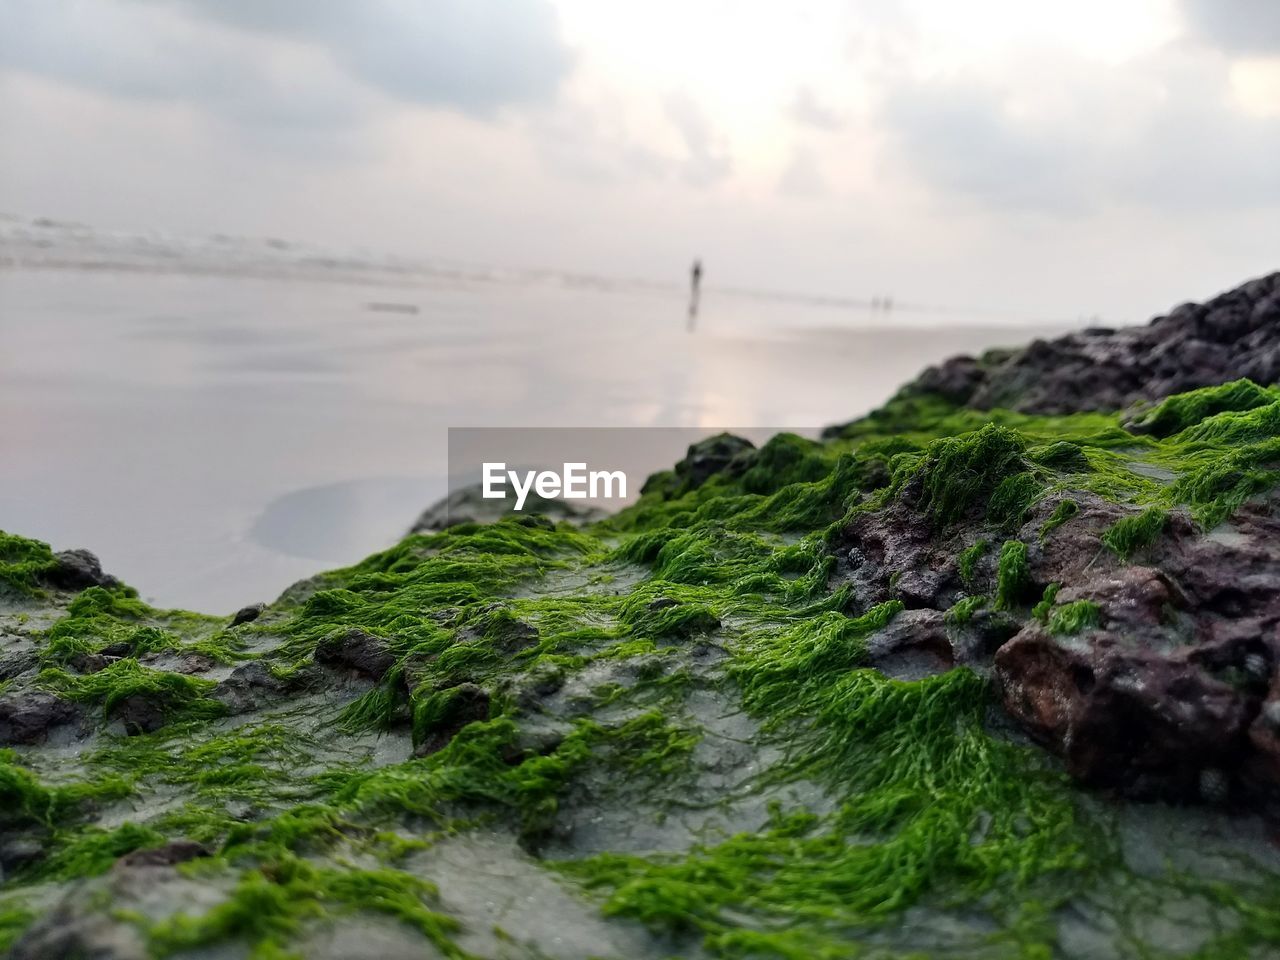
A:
[7,272,1280,957]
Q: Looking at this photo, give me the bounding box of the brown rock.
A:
[0,690,83,745]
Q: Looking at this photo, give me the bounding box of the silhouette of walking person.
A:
[688,258,702,331]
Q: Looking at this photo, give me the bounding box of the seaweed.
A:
[907,424,1036,529]
[8,377,1280,958]
[1048,600,1102,635]
[995,540,1033,610]
[1102,507,1168,561]
[0,532,61,597]
[1132,379,1280,438]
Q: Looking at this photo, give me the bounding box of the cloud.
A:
[528,101,670,185]
[778,146,830,197]
[0,1,363,135]
[880,78,1092,213]
[1180,0,1280,55]
[877,47,1280,215]
[0,0,572,128]
[662,93,732,188]
[788,86,844,131]
[166,0,572,115]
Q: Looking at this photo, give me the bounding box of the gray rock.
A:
[108,693,169,737]
[0,690,83,745]
[42,548,121,592]
[826,271,1280,430]
[115,839,209,868]
[314,628,398,681]
[229,601,266,626]
[0,650,38,682]
[213,659,320,714]
[409,483,607,534]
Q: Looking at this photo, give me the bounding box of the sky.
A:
[1,0,1278,321]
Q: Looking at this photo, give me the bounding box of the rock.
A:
[67,651,115,674]
[115,839,209,868]
[826,272,1280,428]
[863,608,954,680]
[994,624,1255,798]
[0,650,38,682]
[10,862,213,960]
[213,660,320,714]
[671,433,755,490]
[507,668,567,712]
[10,906,149,960]
[833,491,965,611]
[455,609,539,655]
[41,548,120,592]
[108,694,169,736]
[314,629,398,681]
[862,606,1019,682]
[0,833,47,875]
[0,690,82,745]
[173,652,218,675]
[831,441,1280,799]
[503,723,567,764]
[914,355,987,405]
[409,484,607,534]
[230,602,266,626]
[1247,675,1280,783]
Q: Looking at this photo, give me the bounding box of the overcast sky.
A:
[2,0,1278,320]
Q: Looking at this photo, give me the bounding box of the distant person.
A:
[688,258,702,330]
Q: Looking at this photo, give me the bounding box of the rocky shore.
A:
[4,272,1280,959]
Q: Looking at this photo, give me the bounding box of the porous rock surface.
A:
[835,484,1280,800]
[828,270,1280,422]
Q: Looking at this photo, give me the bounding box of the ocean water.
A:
[0,218,1070,612]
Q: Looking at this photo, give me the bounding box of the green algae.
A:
[1031,583,1061,622]
[1133,379,1280,438]
[41,821,167,880]
[0,532,60,597]
[946,594,987,625]
[40,585,235,667]
[144,855,464,960]
[1177,399,1280,446]
[995,540,1033,610]
[1171,438,1280,527]
[737,432,833,495]
[11,379,1280,957]
[1102,506,1168,561]
[1028,440,1091,472]
[1048,600,1102,635]
[564,668,1098,955]
[0,906,35,953]
[38,658,226,727]
[327,710,698,841]
[0,748,132,830]
[906,424,1037,529]
[957,538,988,586]
[989,470,1042,530]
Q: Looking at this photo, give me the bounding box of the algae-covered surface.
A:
[5,381,1280,958]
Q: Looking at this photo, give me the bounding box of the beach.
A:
[0,223,1068,610]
